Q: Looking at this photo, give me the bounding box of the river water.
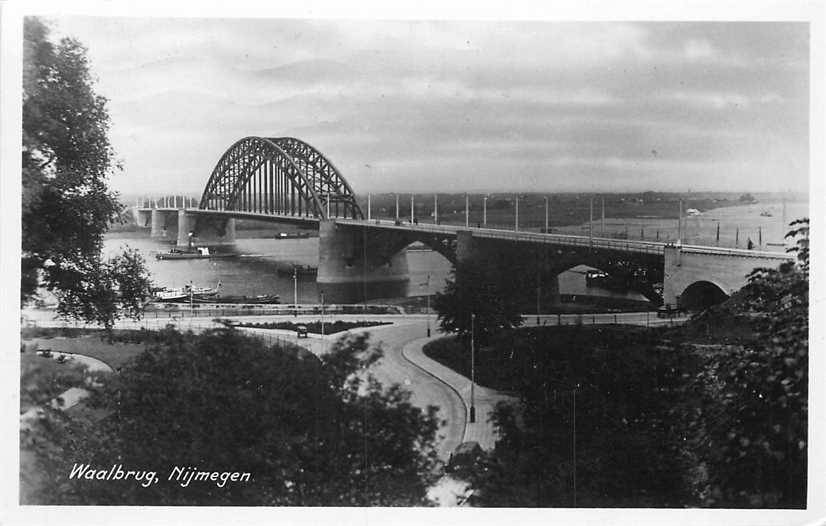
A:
[103,234,637,303]
[103,199,807,304]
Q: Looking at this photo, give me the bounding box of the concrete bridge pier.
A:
[456,230,477,263]
[457,230,561,307]
[135,208,152,228]
[540,271,561,307]
[150,209,177,240]
[317,220,409,303]
[177,211,237,248]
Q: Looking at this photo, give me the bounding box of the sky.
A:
[49,17,810,196]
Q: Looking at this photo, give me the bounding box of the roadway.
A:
[140,206,788,259]
[21,309,687,461]
[22,308,690,506]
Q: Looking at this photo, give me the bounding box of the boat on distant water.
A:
[275,231,311,240]
[276,265,318,277]
[406,241,433,252]
[155,247,237,260]
[204,294,281,305]
[153,283,220,302]
[760,210,773,217]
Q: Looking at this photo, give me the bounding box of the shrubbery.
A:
[427,220,809,507]
[21,328,441,505]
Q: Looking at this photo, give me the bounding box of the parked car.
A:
[657,304,685,318]
[585,269,609,287]
[448,441,483,472]
[295,325,309,338]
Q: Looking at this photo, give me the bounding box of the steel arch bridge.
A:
[198,136,363,220]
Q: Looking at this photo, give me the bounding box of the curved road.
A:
[23,310,480,460]
[21,308,685,463]
[238,319,473,459]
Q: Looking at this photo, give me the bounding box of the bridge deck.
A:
[336,218,790,260]
[137,207,791,260]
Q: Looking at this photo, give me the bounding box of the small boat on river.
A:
[155,247,237,260]
[275,232,311,240]
[276,265,318,277]
[153,283,220,302]
[198,294,281,305]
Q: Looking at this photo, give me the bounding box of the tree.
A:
[21,17,150,328]
[433,251,534,342]
[683,219,808,507]
[462,219,809,507]
[22,328,441,505]
[465,326,698,507]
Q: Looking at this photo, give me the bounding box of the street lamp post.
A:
[426,274,432,337]
[483,196,488,226]
[411,194,415,223]
[362,224,368,309]
[434,193,438,224]
[465,194,469,227]
[544,196,549,233]
[292,266,298,317]
[573,385,577,507]
[589,197,594,248]
[367,193,372,220]
[536,267,541,326]
[515,195,519,232]
[320,289,325,352]
[678,199,683,243]
[469,313,476,423]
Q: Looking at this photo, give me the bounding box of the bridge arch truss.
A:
[199,136,363,220]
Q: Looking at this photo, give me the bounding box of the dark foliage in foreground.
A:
[426,220,808,507]
[428,326,701,506]
[678,219,808,507]
[22,17,151,328]
[21,328,441,505]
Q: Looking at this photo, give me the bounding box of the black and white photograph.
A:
[2,1,824,524]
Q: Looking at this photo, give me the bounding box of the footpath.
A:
[401,336,516,452]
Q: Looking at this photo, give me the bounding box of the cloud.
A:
[49,18,808,195]
[683,38,716,61]
[657,90,786,109]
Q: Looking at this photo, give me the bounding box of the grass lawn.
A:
[229,320,392,335]
[22,335,146,369]
[423,325,664,392]
[20,350,91,414]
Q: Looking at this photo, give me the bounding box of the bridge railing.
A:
[136,196,199,209]
[340,218,666,255]
[678,243,792,260]
[341,218,794,258]
[472,228,667,255]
